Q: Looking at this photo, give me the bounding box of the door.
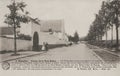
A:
[33,32,39,51]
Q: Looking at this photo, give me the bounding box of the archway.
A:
[33,32,39,51]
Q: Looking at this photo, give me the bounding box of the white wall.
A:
[31,22,41,45]
[20,22,32,36]
[38,32,68,45]
[0,37,32,51]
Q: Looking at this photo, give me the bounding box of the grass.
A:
[0,50,13,54]
[0,49,29,54]
[87,40,120,49]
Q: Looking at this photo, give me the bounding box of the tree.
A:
[86,1,110,46]
[103,0,120,49]
[105,1,114,44]
[73,31,79,43]
[97,1,113,47]
[4,0,30,55]
[109,0,120,50]
[87,0,120,50]
[68,35,73,42]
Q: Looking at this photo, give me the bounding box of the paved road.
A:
[3,42,120,62]
[1,43,120,70]
[9,43,101,61]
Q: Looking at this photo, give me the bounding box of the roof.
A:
[40,20,63,32]
[0,27,14,35]
[29,17,40,25]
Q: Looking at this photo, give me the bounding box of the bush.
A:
[0,50,13,54]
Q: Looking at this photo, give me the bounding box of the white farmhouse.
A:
[0,19,68,51]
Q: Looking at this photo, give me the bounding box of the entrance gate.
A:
[33,32,39,51]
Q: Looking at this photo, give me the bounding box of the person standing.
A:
[42,42,45,51]
[45,42,48,51]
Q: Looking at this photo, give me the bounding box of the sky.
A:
[0,0,105,37]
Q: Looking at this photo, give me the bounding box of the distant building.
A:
[40,20,68,41]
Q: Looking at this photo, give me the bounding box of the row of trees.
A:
[86,0,120,50]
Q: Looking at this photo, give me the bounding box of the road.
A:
[1,42,120,70]
[10,43,101,61]
[3,42,120,62]
[35,43,100,60]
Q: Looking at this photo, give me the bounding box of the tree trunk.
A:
[13,19,17,55]
[115,14,119,51]
[12,0,18,55]
[105,26,108,47]
[100,35,102,41]
[111,26,113,45]
[98,35,100,41]
[116,26,119,50]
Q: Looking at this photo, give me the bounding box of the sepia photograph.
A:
[0,0,120,72]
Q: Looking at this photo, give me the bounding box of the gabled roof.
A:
[40,20,63,32]
[29,17,40,25]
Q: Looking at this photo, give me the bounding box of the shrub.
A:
[18,34,31,40]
